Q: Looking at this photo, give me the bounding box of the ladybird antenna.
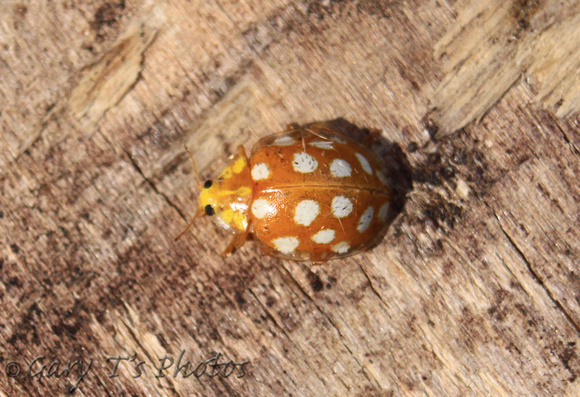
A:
[184,145,203,190]
[174,206,203,241]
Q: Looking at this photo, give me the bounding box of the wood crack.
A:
[355,262,391,311]
[123,149,186,221]
[278,264,380,388]
[495,213,580,334]
[247,288,321,390]
[554,119,580,157]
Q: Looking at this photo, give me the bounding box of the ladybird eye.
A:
[204,180,213,189]
[204,204,215,216]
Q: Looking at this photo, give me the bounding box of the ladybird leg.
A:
[236,144,249,162]
[308,123,335,136]
[304,127,329,140]
[363,128,381,145]
[308,251,330,264]
[221,230,249,256]
[286,123,300,131]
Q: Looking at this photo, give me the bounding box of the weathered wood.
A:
[1,1,578,396]
[430,0,580,135]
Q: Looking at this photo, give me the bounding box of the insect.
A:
[177,122,393,261]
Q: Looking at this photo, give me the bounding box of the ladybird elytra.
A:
[179,122,393,262]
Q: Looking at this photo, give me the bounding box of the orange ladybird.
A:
[178,122,393,262]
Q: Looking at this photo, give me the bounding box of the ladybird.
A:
[177,122,393,261]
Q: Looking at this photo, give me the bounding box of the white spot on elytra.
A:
[294,200,320,226]
[312,229,335,244]
[293,152,318,173]
[356,153,373,175]
[251,198,273,219]
[331,196,353,218]
[330,159,352,177]
[273,136,296,146]
[272,237,299,254]
[379,203,389,222]
[332,241,350,254]
[377,170,388,185]
[310,141,334,149]
[251,163,270,180]
[357,207,374,232]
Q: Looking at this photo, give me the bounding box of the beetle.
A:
[176,121,393,262]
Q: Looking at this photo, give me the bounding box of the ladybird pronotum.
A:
[178,122,393,262]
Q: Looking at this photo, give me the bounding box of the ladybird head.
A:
[175,145,253,243]
[197,149,252,233]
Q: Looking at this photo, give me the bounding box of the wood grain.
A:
[1,0,578,395]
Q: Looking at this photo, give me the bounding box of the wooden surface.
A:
[1,0,579,395]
